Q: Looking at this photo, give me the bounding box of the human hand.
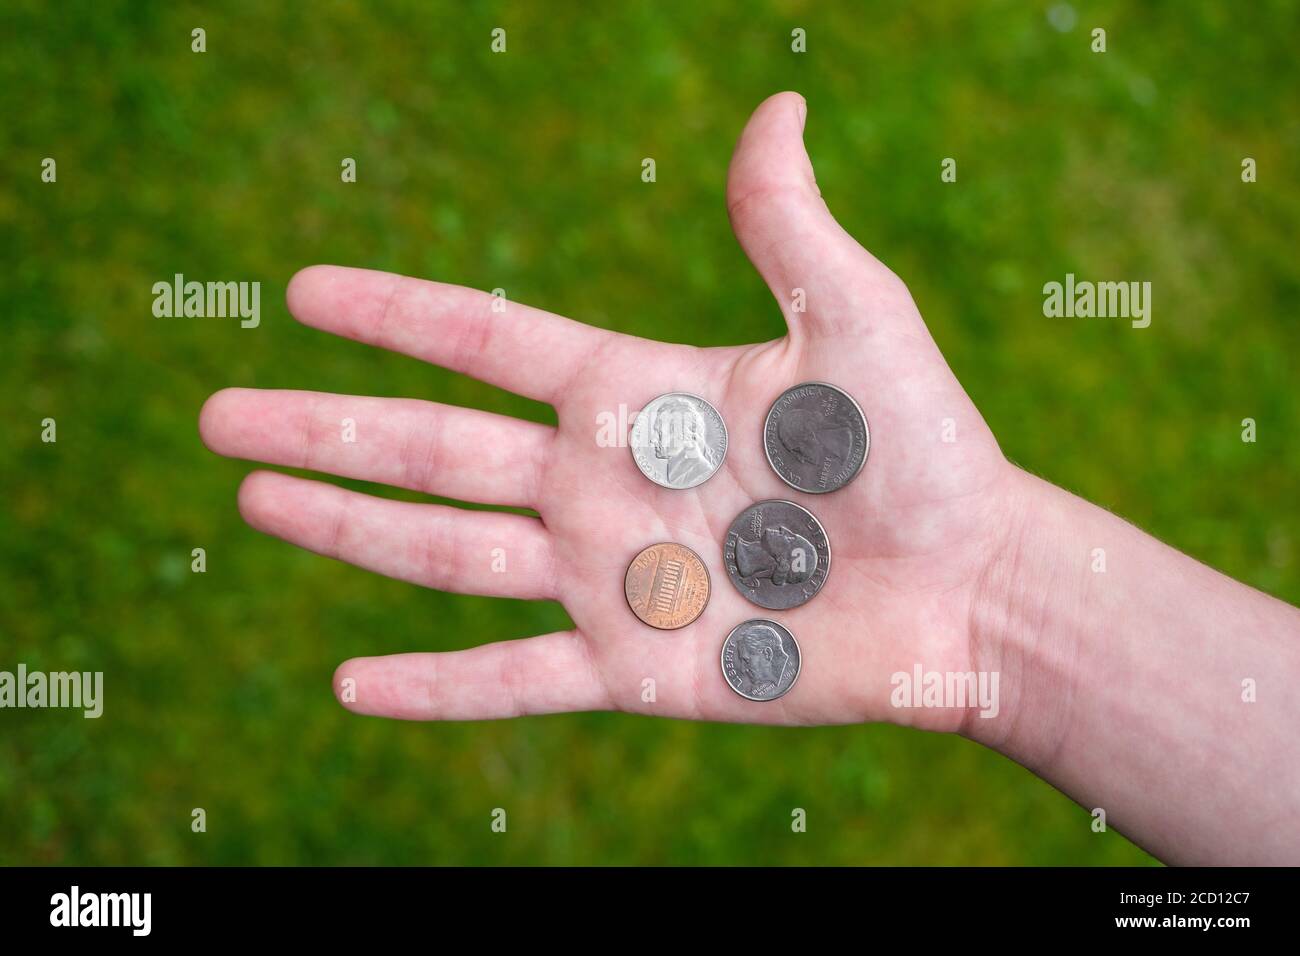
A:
[200,89,1300,865]
[199,92,1020,727]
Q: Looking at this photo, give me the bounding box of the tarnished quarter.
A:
[763,382,869,493]
[721,619,801,701]
[630,392,728,489]
[723,499,830,610]
[624,542,711,630]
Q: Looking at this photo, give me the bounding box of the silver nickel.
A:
[630,392,728,489]
[764,382,869,493]
[721,619,801,701]
[723,499,831,610]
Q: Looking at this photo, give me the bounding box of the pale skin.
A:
[200,93,1300,865]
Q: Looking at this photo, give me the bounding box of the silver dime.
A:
[723,499,830,610]
[721,619,801,701]
[630,392,727,489]
[763,382,869,493]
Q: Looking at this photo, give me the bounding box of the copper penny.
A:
[624,542,711,630]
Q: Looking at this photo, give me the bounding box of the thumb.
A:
[726,92,910,338]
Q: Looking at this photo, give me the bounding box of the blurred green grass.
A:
[2,0,1296,864]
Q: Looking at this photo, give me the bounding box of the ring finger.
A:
[236,470,559,600]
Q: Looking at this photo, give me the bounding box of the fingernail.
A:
[796,97,808,131]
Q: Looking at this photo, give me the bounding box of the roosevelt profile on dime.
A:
[721,619,801,701]
[735,623,790,697]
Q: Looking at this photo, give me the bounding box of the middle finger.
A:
[200,387,552,508]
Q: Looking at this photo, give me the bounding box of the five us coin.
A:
[764,382,869,493]
[624,542,711,630]
[723,500,830,610]
[630,392,728,490]
[721,619,801,701]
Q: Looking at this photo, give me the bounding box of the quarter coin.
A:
[763,382,869,493]
[624,542,711,630]
[721,619,801,701]
[723,499,830,610]
[630,392,728,489]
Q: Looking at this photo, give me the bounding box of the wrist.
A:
[963,467,1095,763]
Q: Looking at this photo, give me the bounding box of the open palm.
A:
[200,93,1015,728]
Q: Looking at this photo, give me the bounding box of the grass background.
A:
[2,0,1297,865]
